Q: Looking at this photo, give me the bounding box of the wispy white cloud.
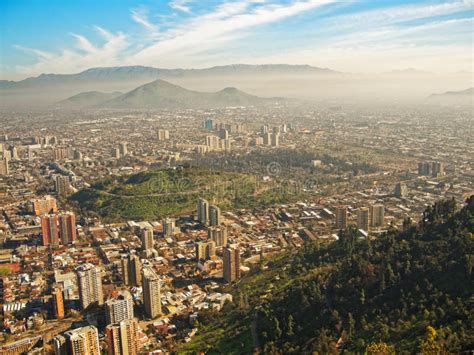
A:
[14,28,128,76]
[170,0,193,13]
[132,0,338,64]
[131,8,159,32]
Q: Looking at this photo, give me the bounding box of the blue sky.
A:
[0,0,472,80]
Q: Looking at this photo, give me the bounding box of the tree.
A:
[365,341,394,354]
[420,326,443,354]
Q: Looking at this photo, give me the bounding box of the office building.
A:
[357,208,370,232]
[370,204,385,227]
[140,227,154,251]
[41,214,59,246]
[335,206,348,230]
[76,264,104,310]
[223,245,240,283]
[197,198,210,226]
[54,326,100,355]
[209,205,222,226]
[271,132,280,147]
[55,175,72,196]
[51,286,65,320]
[32,195,58,216]
[142,267,161,319]
[105,291,134,325]
[196,240,216,260]
[121,254,142,287]
[157,129,170,141]
[263,132,272,145]
[204,118,214,130]
[105,319,139,355]
[59,212,76,244]
[208,226,228,247]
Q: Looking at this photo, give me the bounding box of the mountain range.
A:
[1,64,472,108]
[0,64,337,90]
[428,87,473,105]
[57,79,274,109]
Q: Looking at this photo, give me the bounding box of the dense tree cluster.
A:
[257,197,474,353]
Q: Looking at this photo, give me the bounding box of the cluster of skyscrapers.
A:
[335,204,385,232]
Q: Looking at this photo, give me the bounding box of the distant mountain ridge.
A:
[430,87,474,97]
[0,64,338,89]
[428,87,473,105]
[58,79,276,109]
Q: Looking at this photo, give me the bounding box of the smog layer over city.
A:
[0,1,473,354]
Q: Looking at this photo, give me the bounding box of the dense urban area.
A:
[0,100,472,354]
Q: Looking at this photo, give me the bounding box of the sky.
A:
[0,0,472,80]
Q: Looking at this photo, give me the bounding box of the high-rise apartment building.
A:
[119,142,128,156]
[357,208,370,232]
[163,218,175,236]
[105,291,134,325]
[59,212,77,244]
[76,264,104,310]
[54,326,100,355]
[142,267,161,319]
[205,135,220,151]
[41,214,59,246]
[431,161,445,177]
[209,205,222,226]
[53,148,68,161]
[121,254,142,287]
[140,227,154,251]
[105,319,139,355]
[55,175,72,196]
[394,182,408,197]
[220,138,231,152]
[223,245,240,283]
[196,240,216,261]
[335,206,348,230]
[418,161,431,176]
[197,198,210,226]
[208,226,228,247]
[369,204,385,227]
[157,129,170,141]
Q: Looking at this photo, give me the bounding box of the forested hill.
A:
[179,197,474,354]
[258,197,474,353]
